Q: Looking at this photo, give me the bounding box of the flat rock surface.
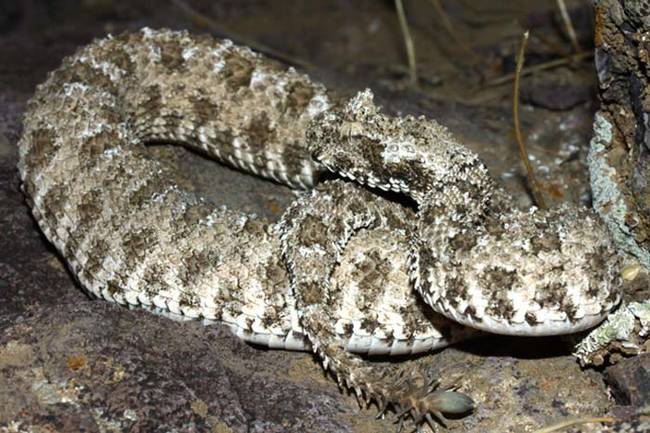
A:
[0,1,637,432]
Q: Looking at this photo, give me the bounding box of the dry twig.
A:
[427,0,481,64]
[555,0,581,52]
[513,30,546,209]
[487,50,592,86]
[532,415,615,433]
[395,0,418,86]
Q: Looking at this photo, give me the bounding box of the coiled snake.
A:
[18,28,622,427]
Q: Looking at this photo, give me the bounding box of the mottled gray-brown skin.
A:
[18,28,622,425]
[310,90,623,336]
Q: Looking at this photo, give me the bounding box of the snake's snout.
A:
[413,199,623,337]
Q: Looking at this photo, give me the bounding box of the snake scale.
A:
[18,28,623,427]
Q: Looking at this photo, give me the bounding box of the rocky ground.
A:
[1,1,649,432]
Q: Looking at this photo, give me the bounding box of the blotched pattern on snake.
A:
[18,28,622,426]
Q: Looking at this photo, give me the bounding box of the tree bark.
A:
[589,0,650,268]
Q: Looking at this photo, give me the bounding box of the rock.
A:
[0,301,358,433]
[605,354,650,407]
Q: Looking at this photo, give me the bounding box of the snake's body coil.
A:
[18,28,623,424]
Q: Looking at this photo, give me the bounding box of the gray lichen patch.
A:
[0,341,34,371]
[588,112,650,268]
[587,1,650,276]
[574,301,650,366]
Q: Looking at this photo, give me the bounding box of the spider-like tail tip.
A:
[427,390,475,415]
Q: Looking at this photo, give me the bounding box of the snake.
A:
[17,28,623,427]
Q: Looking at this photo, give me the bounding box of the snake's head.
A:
[307,89,492,202]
